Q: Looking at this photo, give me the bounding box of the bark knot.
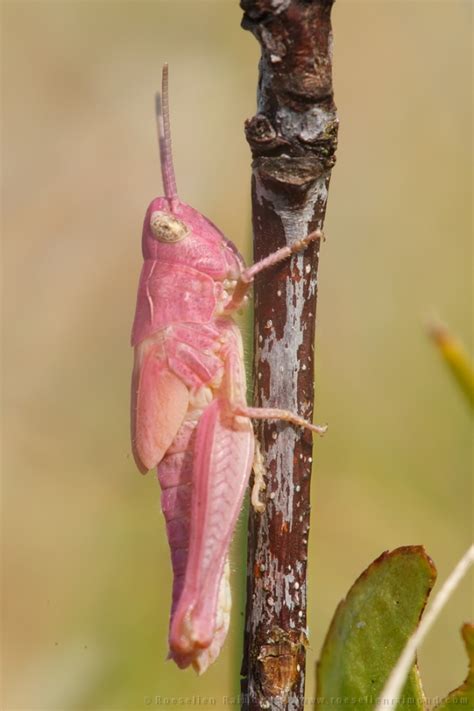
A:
[256,626,306,700]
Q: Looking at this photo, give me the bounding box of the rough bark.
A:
[240,2,338,709]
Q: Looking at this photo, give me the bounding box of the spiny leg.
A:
[233,405,328,436]
[220,330,327,514]
[225,229,324,313]
[250,439,266,514]
[237,405,328,513]
[244,407,326,513]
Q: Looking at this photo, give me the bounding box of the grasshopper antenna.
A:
[155,63,178,209]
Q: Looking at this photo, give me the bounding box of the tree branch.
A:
[240,1,338,708]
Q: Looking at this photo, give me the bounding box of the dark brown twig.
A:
[240,2,338,708]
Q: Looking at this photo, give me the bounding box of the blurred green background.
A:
[2,1,472,709]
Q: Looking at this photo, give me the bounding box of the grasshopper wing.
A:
[169,397,254,673]
[131,342,189,473]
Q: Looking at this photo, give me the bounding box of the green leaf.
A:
[434,624,474,710]
[315,546,437,710]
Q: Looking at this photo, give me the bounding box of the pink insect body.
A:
[131,65,325,674]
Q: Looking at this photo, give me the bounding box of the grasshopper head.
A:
[140,65,244,280]
[141,197,244,281]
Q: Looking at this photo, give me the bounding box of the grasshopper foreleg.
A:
[225,229,324,312]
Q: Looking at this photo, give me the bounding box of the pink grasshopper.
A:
[130,65,326,674]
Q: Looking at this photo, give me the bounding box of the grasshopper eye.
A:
[150,211,189,243]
